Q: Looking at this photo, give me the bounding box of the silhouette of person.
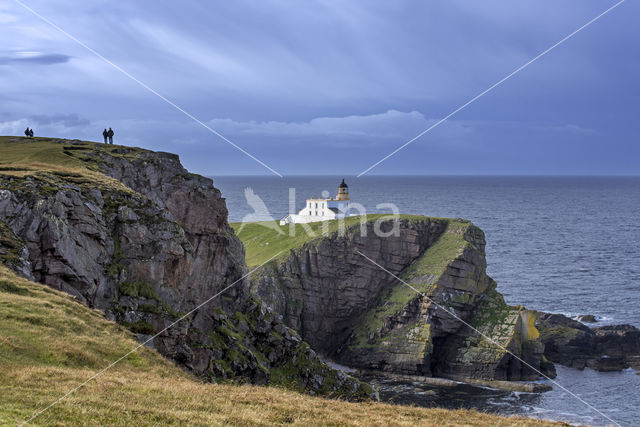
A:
[107,128,114,144]
[28,128,34,137]
[24,128,30,137]
[102,128,108,144]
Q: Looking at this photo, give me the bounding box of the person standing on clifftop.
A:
[107,127,114,144]
[102,128,108,144]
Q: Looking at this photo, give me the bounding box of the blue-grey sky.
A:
[0,1,638,175]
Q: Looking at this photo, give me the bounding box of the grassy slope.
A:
[0,136,558,425]
[0,136,149,195]
[0,267,558,426]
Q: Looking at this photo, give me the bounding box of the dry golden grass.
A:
[2,366,566,426]
[0,266,563,426]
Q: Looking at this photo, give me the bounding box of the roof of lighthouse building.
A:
[339,178,348,188]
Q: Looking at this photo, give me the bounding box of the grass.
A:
[118,281,159,300]
[0,220,25,269]
[231,214,448,267]
[0,136,144,194]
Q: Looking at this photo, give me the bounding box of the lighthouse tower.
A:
[336,178,349,201]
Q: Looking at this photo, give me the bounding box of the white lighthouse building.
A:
[280,179,351,225]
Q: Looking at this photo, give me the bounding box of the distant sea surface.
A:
[214,176,640,425]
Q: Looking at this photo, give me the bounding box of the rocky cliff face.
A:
[253,218,447,353]
[250,217,553,381]
[0,138,372,399]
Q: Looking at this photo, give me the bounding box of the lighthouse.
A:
[279,179,353,225]
[336,178,349,201]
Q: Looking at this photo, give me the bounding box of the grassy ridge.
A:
[0,136,147,194]
[0,136,149,173]
[0,266,556,425]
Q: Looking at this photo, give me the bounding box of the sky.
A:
[0,0,638,176]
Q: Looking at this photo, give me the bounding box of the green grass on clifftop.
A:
[231,214,446,267]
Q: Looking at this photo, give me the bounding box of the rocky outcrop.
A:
[536,312,640,371]
[0,138,372,399]
[253,217,447,353]
[250,217,552,381]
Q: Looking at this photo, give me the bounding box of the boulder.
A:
[577,314,597,323]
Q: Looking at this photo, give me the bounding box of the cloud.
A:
[0,113,91,136]
[29,113,90,127]
[0,51,71,66]
[0,12,17,24]
[132,20,254,79]
[207,110,475,142]
[535,123,598,135]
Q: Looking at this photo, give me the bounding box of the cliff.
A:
[0,136,371,398]
[234,216,555,382]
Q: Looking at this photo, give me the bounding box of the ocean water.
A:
[215,176,640,425]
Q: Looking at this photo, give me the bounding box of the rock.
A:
[253,217,448,354]
[0,219,34,281]
[535,313,595,369]
[536,313,640,372]
[627,355,640,370]
[577,314,597,323]
[586,356,627,372]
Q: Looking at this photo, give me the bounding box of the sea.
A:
[214,176,640,426]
